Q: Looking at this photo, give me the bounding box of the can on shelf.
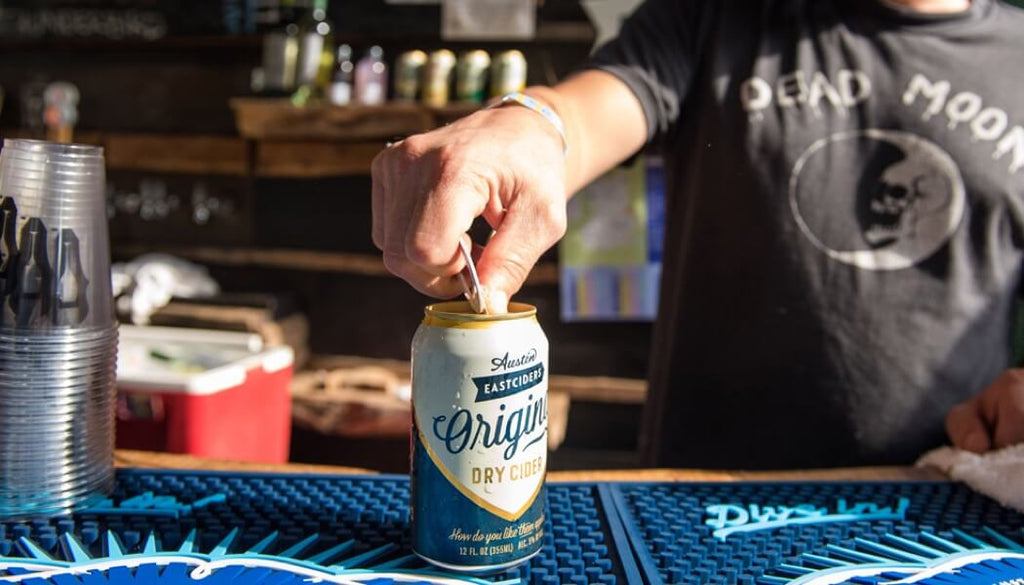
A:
[421,49,457,108]
[490,50,527,98]
[411,301,548,573]
[455,50,491,104]
[394,50,428,102]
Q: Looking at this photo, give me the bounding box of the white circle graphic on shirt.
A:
[788,129,965,271]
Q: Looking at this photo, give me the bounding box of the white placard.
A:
[442,0,535,41]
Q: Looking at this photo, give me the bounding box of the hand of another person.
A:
[370,102,568,313]
[946,368,1024,453]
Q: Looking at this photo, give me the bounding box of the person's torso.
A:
[647,0,1024,468]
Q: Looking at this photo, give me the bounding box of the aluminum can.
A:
[489,50,527,98]
[421,49,457,108]
[394,50,428,102]
[411,301,548,573]
[455,50,491,103]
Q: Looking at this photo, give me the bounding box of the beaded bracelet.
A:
[492,92,569,156]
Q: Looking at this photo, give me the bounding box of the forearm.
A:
[524,70,649,196]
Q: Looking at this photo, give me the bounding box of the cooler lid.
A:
[116,325,294,396]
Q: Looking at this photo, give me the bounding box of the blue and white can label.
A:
[411,301,548,573]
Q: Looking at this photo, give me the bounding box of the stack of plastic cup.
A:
[0,139,117,517]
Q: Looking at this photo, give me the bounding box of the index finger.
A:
[404,174,489,278]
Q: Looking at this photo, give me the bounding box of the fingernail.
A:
[964,430,989,453]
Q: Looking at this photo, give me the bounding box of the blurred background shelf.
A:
[232,99,479,141]
[112,244,561,285]
[254,140,382,178]
[0,130,249,176]
[4,103,481,179]
[233,99,431,141]
[107,134,250,176]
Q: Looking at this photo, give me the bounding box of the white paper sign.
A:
[442,0,535,41]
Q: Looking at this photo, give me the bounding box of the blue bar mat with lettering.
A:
[607,481,1024,585]
[0,470,639,585]
[0,470,1021,584]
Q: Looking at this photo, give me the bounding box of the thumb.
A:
[475,197,566,313]
[946,398,992,453]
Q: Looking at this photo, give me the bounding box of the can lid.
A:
[424,301,536,323]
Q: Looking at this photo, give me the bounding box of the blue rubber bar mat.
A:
[0,469,636,585]
[0,471,1021,584]
[609,481,1024,585]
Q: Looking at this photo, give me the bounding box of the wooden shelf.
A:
[236,101,484,177]
[113,244,560,285]
[114,245,388,276]
[231,98,481,142]
[106,134,249,176]
[255,140,382,178]
[1,130,387,178]
[232,99,431,141]
[0,130,249,177]
[2,101,483,178]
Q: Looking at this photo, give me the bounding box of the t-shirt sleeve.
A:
[584,0,711,145]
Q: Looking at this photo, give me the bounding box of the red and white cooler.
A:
[115,325,294,463]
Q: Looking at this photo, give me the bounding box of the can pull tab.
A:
[457,239,487,314]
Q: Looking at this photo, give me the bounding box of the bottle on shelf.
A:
[422,49,456,108]
[261,0,300,95]
[355,46,388,106]
[455,50,491,104]
[329,44,355,106]
[295,0,334,93]
[393,50,428,102]
[490,50,528,98]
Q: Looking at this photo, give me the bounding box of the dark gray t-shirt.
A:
[587,0,1024,468]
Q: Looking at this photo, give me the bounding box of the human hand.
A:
[370,101,567,313]
[946,368,1024,453]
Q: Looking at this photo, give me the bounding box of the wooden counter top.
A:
[115,450,947,482]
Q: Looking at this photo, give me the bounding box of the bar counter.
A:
[115,449,946,481]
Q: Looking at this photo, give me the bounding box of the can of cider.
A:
[394,50,428,101]
[411,301,548,573]
[421,49,457,108]
[455,50,491,103]
[489,50,527,98]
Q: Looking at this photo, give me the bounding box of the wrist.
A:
[489,89,569,157]
[518,85,586,196]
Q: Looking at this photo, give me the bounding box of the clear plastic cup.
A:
[0,140,113,332]
[0,139,115,519]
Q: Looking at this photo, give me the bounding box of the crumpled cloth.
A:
[111,254,220,325]
[917,443,1024,513]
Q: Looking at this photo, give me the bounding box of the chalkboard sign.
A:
[0,0,257,40]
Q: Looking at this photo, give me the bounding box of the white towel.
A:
[112,254,220,325]
[917,444,1024,513]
